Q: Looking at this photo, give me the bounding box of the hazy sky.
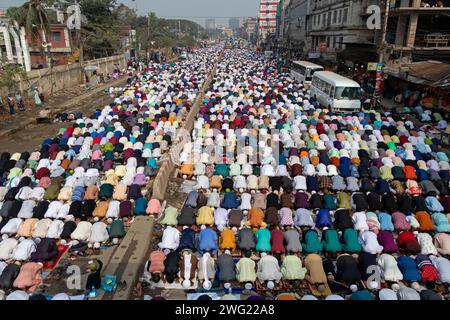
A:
[1,0,261,26]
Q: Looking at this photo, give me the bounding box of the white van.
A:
[291,61,324,85]
[310,71,362,112]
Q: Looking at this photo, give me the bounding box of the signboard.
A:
[376,63,383,72]
[367,62,377,71]
[308,52,321,59]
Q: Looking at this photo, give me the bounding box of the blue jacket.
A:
[375,179,390,194]
[397,256,422,282]
[221,192,240,209]
[133,197,148,215]
[378,213,394,231]
[416,169,429,182]
[426,196,444,213]
[199,227,218,254]
[306,176,319,192]
[185,191,198,208]
[179,228,196,251]
[71,186,85,202]
[339,157,351,178]
[316,208,333,229]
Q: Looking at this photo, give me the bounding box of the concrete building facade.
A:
[258,0,281,41]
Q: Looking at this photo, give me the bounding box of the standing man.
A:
[6,94,15,115]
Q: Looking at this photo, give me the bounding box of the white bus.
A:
[291,61,324,85]
[310,71,362,112]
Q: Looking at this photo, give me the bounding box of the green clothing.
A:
[322,229,342,253]
[342,228,362,253]
[160,207,178,226]
[236,257,256,283]
[214,163,229,177]
[351,290,375,300]
[255,228,271,252]
[380,166,394,180]
[33,89,42,106]
[387,141,396,151]
[281,255,307,280]
[337,192,352,210]
[302,230,323,254]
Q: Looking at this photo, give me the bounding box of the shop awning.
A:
[404,61,450,88]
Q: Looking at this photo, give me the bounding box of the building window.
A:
[338,10,342,23]
[342,8,348,24]
[322,13,326,26]
[333,10,337,24]
[327,12,331,26]
[313,15,316,25]
[333,36,336,49]
[317,14,321,25]
[52,31,61,42]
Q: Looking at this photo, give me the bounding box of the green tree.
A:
[0,59,28,93]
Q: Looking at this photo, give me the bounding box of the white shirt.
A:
[158,226,180,250]
[207,191,221,208]
[17,200,36,219]
[214,208,229,228]
[89,222,109,243]
[46,220,65,239]
[0,238,18,260]
[293,176,307,191]
[303,164,316,176]
[45,201,63,219]
[1,218,23,236]
[377,254,403,282]
[71,221,92,241]
[57,203,70,220]
[196,175,210,190]
[431,256,450,283]
[241,163,253,175]
[353,211,369,232]
[12,239,36,261]
[359,230,383,254]
[240,193,252,210]
[106,200,121,218]
[234,176,247,190]
[261,164,275,177]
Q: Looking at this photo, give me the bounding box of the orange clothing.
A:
[310,156,320,167]
[248,208,265,227]
[220,228,237,251]
[415,211,435,231]
[179,163,194,176]
[403,166,417,180]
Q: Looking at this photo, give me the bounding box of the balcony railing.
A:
[416,33,450,47]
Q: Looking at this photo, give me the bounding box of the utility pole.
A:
[378,0,390,64]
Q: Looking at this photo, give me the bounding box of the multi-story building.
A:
[258,0,281,42]
[279,0,310,59]
[27,23,73,67]
[243,17,257,40]
[384,0,450,75]
[307,0,379,64]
